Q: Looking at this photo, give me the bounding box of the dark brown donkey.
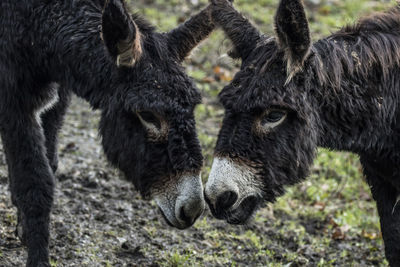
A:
[0,0,218,265]
[205,0,400,265]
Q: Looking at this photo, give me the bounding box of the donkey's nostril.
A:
[176,198,204,228]
[179,206,190,224]
[216,191,238,211]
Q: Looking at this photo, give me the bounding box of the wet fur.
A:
[0,0,214,265]
[211,0,400,265]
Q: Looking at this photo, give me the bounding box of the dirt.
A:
[0,97,386,267]
[0,0,390,266]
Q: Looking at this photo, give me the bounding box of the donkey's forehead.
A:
[125,81,201,114]
[218,41,301,112]
[124,56,202,110]
[218,69,299,112]
[134,33,202,107]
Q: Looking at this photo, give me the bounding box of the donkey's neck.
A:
[48,1,118,109]
[312,31,400,155]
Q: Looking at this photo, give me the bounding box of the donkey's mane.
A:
[311,5,400,91]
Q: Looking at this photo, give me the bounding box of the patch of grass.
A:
[161,250,193,267]
[50,258,58,267]
[128,0,393,266]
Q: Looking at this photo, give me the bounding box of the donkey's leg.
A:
[361,157,400,266]
[1,115,54,267]
[40,88,71,173]
[370,180,400,266]
[15,88,70,246]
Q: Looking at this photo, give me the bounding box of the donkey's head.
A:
[205,0,318,224]
[98,0,213,229]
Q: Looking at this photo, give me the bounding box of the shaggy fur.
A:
[0,0,216,266]
[208,0,400,265]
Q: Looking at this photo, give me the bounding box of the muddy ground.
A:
[0,98,387,267]
[0,0,393,266]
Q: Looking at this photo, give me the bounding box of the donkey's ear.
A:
[102,0,142,67]
[166,5,215,62]
[210,0,262,61]
[275,0,311,76]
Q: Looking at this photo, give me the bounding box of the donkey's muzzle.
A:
[205,157,262,223]
[155,173,205,229]
[205,190,238,219]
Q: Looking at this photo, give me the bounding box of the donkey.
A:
[0,0,218,265]
[205,0,400,265]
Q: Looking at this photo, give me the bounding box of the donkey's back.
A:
[0,0,103,110]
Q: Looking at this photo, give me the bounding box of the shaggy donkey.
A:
[205,0,400,265]
[0,0,217,265]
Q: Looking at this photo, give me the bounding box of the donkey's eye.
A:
[261,110,287,128]
[264,111,286,123]
[137,111,161,129]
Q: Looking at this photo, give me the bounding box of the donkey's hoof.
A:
[26,260,51,267]
[15,223,27,245]
[48,155,59,174]
[15,211,27,245]
[50,161,58,174]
